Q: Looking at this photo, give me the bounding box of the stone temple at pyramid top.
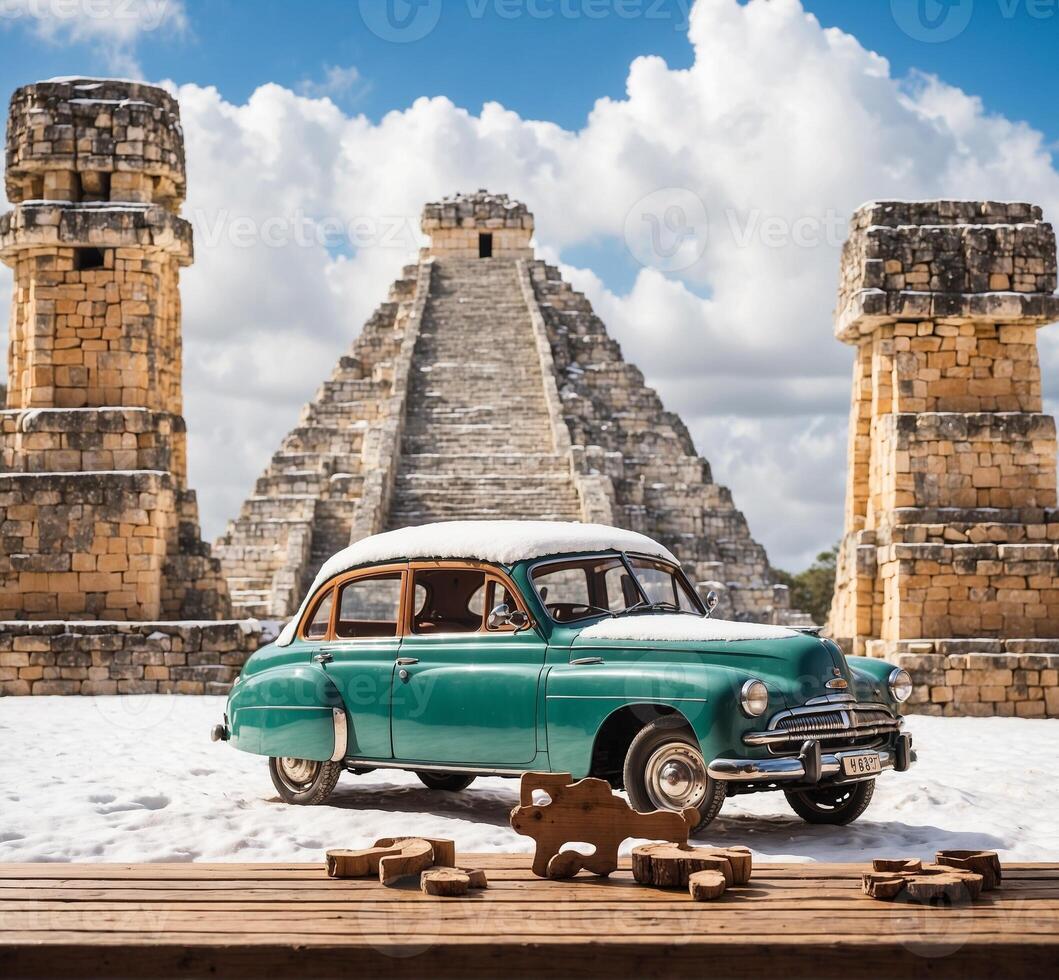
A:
[421,190,534,259]
[215,191,807,626]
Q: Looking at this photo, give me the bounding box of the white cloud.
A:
[2,0,1058,571]
[0,0,187,74]
[298,64,367,104]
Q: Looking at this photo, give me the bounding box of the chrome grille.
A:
[744,701,901,751]
[776,711,846,736]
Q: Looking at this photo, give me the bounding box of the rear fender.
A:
[228,664,345,762]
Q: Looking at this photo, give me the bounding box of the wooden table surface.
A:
[2,857,1056,978]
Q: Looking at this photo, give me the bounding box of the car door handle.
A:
[396,657,419,666]
[571,657,604,666]
[313,652,333,664]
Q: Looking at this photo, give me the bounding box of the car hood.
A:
[570,615,850,707]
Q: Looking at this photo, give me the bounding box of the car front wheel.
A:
[269,756,342,805]
[784,779,875,825]
[623,718,726,834]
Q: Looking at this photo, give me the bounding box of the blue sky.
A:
[1,1,1055,141]
[1,0,1057,571]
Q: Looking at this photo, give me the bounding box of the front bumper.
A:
[708,732,915,785]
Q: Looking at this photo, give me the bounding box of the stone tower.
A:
[0,78,230,621]
[216,191,800,625]
[830,201,1059,717]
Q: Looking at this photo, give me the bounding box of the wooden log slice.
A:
[872,858,922,874]
[862,872,908,900]
[421,868,470,897]
[631,844,735,888]
[546,850,586,880]
[375,836,456,869]
[936,850,1002,891]
[920,864,984,900]
[903,874,975,903]
[378,838,436,886]
[325,845,401,879]
[688,870,728,901]
[420,867,489,897]
[705,846,752,885]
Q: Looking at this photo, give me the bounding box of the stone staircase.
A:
[386,258,583,528]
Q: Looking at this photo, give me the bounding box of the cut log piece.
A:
[631,844,749,888]
[375,836,456,869]
[688,870,728,901]
[936,850,1002,891]
[920,864,984,900]
[862,872,908,900]
[904,874,975,903]
[547,850,587,880]
[872,858,922,874]
[510,772,697,879]
[706,846,753,886]
[420,867,489,898]
[377,838,437,886]
[325,845,402,879]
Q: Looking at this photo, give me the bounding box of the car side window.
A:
[303,588,334,640]
[532,564,592,623]
[411,567,487,634]
[335,573,403,639]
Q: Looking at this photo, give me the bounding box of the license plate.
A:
[841,752,881,777]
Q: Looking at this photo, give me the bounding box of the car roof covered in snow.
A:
[275,520,677,646]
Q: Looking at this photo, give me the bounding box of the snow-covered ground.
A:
[1,696,1056,864]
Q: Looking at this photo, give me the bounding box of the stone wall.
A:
[0,620,270,696]
[830,200,1059,716]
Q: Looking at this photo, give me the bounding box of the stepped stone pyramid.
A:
[216,191,800,624]
[0,78,230,621]
[830,201,1059,718]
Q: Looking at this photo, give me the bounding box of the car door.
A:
[308,564,406,760]
[390,563,545,766]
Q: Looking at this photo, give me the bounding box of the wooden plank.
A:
[2,861,1056,980]
[6,939,1058,980]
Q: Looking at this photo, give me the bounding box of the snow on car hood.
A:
[275,520,676,647]
[577,614,800,644]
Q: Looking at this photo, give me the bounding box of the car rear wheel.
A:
[623,718,726,834]
[784,779,875,825]
[416,771,476,792]
[269,756,342,805]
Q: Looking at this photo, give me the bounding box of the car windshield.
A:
[530,554,703,624]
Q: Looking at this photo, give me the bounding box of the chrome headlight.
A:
[888,667,913,703]
[740,679,769,717]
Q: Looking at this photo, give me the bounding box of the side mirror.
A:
[704,591,720,618]
[488,603,530,632]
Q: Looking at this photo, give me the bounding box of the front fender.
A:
[847,656,898,706]
[227,664,345,762]
[544,660,780,777]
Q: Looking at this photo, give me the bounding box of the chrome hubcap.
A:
[277,757,321,792]
[644,743,708,811]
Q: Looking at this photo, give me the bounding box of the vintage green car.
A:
[214,521,915,830]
